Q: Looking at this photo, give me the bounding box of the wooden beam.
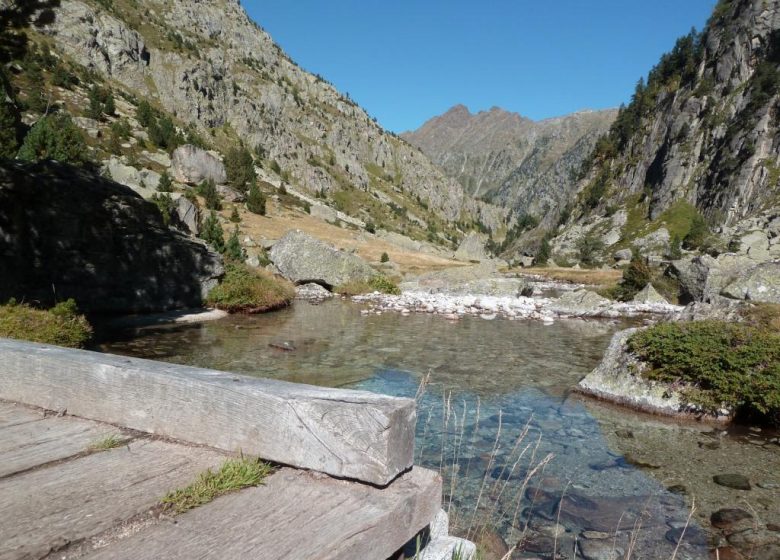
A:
[0,339,416,485]
[85,467,442,560]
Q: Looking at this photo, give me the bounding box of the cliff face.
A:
[402,105,616,219]
[39,0,507,233]
[0,160,223,314]
[554,0,780,258]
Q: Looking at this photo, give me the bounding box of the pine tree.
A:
[157,170,173,192]
[246,180,266,215]
[534,237,551,266]
[224,226,245,261]
[197,178,222,210]
[103,92,115,117]
[136,100,154,128]
[199,210,225,253]
[18,113,89,165]
[224,145,256,192]
[86,85,103,120]
[26,65,46,113]
[229,206,241,223]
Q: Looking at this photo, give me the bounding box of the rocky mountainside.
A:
[552,0,780,261]
[402,105,616,219]
[36,0,507,241]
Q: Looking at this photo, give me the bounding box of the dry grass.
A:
[519,266,622,287]
[221,200,462,276]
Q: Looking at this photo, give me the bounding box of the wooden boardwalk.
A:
[0,401,441,560]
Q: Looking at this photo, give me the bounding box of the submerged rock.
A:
[295,282,333,301]
[551,289,611,316]
[269,230,377,288]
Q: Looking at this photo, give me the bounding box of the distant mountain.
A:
[32,0,508,242]
[402,105,616,220]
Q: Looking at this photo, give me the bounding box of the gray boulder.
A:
[454,232,490,262]
[171,144,227,185]
[722,261,780,303]
[269,230,377,288]
[295,282,334,301]
[217,184,245,203]
[614,248,632,262]
[551,289,611,315]
[673,300,747,323]
[632,284,668,304]
[103,157,159,197]
[174,195,200,235]
[669,254,753,303]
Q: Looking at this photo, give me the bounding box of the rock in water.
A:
[713,474,752,491]
[171,144,227,185]
[711,508,753,530]
[295,282,333,301]
[722,262,780,303]
[0,160,223,314]
[632,283,668,304]
[269,230,377,288]
[551,289,611,315]
[454,231,490,262]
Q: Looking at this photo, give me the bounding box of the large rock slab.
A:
[722,261,780,303]
[550,289,611,316]
[454,231,490,261]
[171,144,227,185]
[0,339,415,485]
[269,230,377,288]
[632,283,668,304]
[669,254,753,303]
[0,160,223,314]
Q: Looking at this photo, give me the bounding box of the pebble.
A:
[713,474,752,491]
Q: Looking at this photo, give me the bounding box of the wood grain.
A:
[85,467,442,560]
[0,414,119,478]
[0,439,225,560]
[0,338,416,485]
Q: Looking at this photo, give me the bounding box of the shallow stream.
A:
[99,299,779,559]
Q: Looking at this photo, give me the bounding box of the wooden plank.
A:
[0,338,416,485]
[0,401,43,428]
[0,415,120,478]
[85,467,442,560]
[0,439,225,560]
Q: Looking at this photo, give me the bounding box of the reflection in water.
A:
[101,300,779,558]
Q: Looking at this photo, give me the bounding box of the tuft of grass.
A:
[0,299,92,348]
[161,456,273,514]
[89,434,124,451]
[205,264,295,313]
[628,321,780,425]
[336,275,401,296]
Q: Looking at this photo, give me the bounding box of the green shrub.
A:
[534,236,552,266]
[157,171,173,192]
[576,233,604,267]
[151,193,175,226]
[0,299,92,348]
[380,252,389,263]
[246,181,266,215]
[224,226,245,261]
[683,212,710,249]
[224,145,256,192]
[628,321,780,425]
[613,255,651,301]
[197,178,221,210]
[229,206,241,223]
[199,210,225,253]
[18,113,89,165]
[336,275,401,296]
[205,264,294,313]
[0,101,20,158]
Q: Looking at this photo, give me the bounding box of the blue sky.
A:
[241,1,717,133]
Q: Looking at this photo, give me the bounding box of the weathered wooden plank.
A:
[0,439,225,560]
[0,338,416,485]
[85,467,442,560]
[0,401,42,428]
[0,415,120,478]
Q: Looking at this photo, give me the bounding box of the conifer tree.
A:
[246,180,266,215]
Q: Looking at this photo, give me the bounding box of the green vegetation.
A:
[0,101,20,158]
[135,100,184,151]
[603,255,651,301]
[229,206,241,223]
[197,178,222,210]
[224,226,245,262]
[17,113,89,165]
[487,213,539,255]
[534,236,552,266]
[0,299,92,348]
[89,434,124,451]
[246,181,267,215]
[682,211,711,250]
[199,210,225,253]
[336,275,401,296]
[86,85,114,120]
[157,170,173,192]
[380,252,389,263]
[162,456,273,514]
[576,233,604,267]
[205,264,295,313]
[224,145,256,192]
[151,192,175,226]
[629,321,780,425]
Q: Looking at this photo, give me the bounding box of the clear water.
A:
[100,300,780,559]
